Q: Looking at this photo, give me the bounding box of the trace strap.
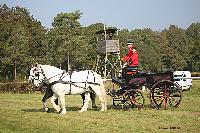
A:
[49,80,100,94]
[38,65,99,95]
[49,71,99,95]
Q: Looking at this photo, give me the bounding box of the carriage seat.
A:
[126,66,139,74]
[122,66,138,79]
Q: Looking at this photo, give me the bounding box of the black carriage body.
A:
[113,67,174,89]
[127,71,174,88]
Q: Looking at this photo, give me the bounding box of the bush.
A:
[0,82,35,93]
[192,72,200,77]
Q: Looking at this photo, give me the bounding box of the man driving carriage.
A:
[121,41,139,79]
[122,41,138,67]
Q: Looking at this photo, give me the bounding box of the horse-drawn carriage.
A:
[107,66,182,110]
[28,64,183,114]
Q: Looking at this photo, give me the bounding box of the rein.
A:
[50,80,100,89]
[36,66,99,94]
[39,66,66,81]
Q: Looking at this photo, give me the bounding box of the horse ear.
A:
[34,62,38,67]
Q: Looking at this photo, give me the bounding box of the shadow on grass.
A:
[21,108,43,113]
[21,108,59,113]
[21,106,102,113]
[107,103,158,111]
[21,103,159,113]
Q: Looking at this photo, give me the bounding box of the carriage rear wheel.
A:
[122,89,144,110]
[151,80,182,109]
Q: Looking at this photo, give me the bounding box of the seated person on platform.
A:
[121,41,138,78]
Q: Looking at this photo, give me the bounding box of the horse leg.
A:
[51,93,61,113]
[79,92,90,112]
[92,84,107,111]
[42,94,50,112]
[81,92,96,108]
[59,93,66,115]
[90,92,97,108]
[42,87,58,112]
[42,88,53,112]
[99,95,106,111]
[80,93,85,107]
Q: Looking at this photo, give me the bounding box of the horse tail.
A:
[99,81,107,111]
[100,82,107,101]
[90,71,107,111]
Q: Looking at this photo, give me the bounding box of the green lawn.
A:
[0,80,200,133]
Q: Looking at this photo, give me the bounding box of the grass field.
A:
[0,80,200,133]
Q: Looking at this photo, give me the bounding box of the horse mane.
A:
[39,64,58,70]
[39,65,63,77]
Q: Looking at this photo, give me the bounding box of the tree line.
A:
[0,4,199,81]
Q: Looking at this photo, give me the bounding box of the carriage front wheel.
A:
[151,80,182,109]
[122,89,144,110]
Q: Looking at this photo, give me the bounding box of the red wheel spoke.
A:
[152,80,182,109]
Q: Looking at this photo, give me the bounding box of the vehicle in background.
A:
[174,71,192,90]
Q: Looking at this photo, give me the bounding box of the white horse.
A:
[28,64,107,114]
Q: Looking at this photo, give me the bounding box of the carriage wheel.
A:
[112,95,124,110]
[122,89,144,110]
[151,80,182,109]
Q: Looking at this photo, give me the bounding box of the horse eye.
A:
[35,73,39,77]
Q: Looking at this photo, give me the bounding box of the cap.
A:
[127,41,134,45]
[127,41,136,49]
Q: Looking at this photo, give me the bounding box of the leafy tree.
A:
[129,29,163,72]
[118,29,131,56]
[81,23,104,69]
[47,10,83,70]
[1,4,199,82]
[161,25,189,70]
[0,4,46,81]
[186,23,200,71]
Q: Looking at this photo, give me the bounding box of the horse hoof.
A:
[42,107,49,112]
[60,112,66,115]
[45,108,49,112]
[92,105,97,108]
[79,110,86,113]
[55,108,61,113]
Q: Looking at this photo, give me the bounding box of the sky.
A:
[1,0,200,31]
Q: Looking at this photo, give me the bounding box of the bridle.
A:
[29,67,46,84]
[29,65,66,84]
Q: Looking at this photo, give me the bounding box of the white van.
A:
[173,71,192,90]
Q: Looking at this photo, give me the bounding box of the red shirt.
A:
[123,49,138,66]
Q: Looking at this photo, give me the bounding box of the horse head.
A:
[28,64,46,87]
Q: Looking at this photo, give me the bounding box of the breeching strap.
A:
[49,70,99,94]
